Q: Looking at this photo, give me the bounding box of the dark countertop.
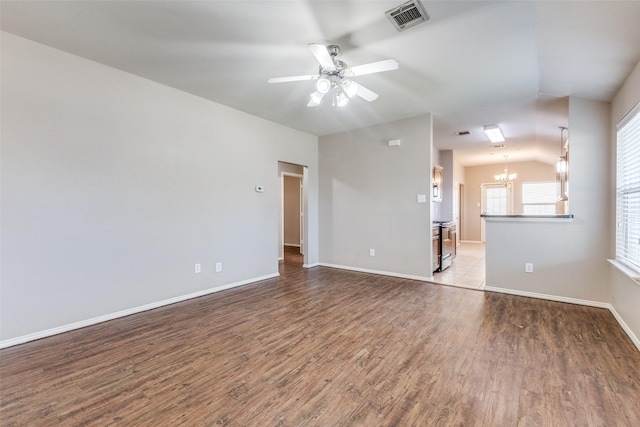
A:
[480,214,574,218]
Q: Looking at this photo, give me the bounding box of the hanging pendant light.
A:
[557,126,569,201]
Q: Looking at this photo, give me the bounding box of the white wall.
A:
[610,60,640,346]
[436,150,454,222]
[0,33,319,344]
[485,97,611,304]
[319,115,433,280]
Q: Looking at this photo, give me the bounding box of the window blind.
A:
[522,182,556,215]
[616,105,640,272]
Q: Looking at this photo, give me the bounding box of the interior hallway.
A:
[279,245,303,276]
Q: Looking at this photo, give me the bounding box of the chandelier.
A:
[495,155,517,184]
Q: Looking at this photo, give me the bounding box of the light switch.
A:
[417,194,427,203]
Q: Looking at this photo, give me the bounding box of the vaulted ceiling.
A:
[2,1,640,166]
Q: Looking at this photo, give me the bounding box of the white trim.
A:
[281,172,304,178]
[278,257,284,261]
[608,259,640,285]
[303,262,320,268]
[484,286,610,308]
[0,273,279,349]
[319,263,431,282]
[608,305,640,353]
[617,99,640,129]
[485,285,640,353]
[284,243,301,248]
[280,173,284,259]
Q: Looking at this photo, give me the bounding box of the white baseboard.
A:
[319,263,431,282]
[0,273,280,349]
[5,273,637,355]
[607,305,640,353]
[483,286,610,309]
[485,286,640,353]
[303,262,320,268]
[284,244,300,247]
[278,257,284,261]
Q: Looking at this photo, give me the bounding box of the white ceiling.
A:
[2,1,640,166]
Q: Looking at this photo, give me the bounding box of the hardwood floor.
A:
[280,245,303,276]
[2,262,639,426]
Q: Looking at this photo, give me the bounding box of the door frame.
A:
[281,171,304,256]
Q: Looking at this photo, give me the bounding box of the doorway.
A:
[480,182,513,242]
[278,161,307,271]
[283,173,303,259]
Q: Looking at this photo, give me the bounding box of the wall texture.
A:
[319,115,433,279]
[0,33,319,344]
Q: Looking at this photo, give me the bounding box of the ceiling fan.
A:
[267,43,399,107]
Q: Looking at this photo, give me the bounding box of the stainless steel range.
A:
[433,221,457,272]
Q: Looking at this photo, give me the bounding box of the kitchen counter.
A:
[481,214,574,222]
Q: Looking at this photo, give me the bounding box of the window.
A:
[482,183,511,215]
[616,105,640,273]
[522,182,556,215]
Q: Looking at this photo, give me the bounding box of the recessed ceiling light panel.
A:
[483,124,505,143]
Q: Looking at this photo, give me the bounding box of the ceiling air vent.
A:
[490,144,505,149]
[386,0,430,32]
[456,131,471,136]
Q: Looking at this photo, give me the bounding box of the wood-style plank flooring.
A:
[1,253,639,426]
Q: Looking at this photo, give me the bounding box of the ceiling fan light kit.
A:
[316,78,331,94]
[268,43,398,108]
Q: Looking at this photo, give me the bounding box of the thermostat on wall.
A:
[255,185,264,193]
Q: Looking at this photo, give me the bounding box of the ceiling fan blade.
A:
[349,59,399,76]
[353,83,379,102]
[308,43,335,71]
[267,74,318,84]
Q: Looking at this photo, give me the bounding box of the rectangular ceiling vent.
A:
[386,0,430,32]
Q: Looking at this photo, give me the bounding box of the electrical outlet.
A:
[525,263,533,273]
[215,262,222,272]
[369,249,375,257]
[195,263,201,274]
